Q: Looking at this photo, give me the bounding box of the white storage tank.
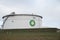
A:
[2,12,43,29]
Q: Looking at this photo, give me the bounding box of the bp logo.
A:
[29,20,35,26]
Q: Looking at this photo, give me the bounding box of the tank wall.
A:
[3,16,42,29]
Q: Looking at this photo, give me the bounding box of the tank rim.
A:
[2,14,43,19]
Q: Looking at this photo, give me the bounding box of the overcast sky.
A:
[0,0,60,29]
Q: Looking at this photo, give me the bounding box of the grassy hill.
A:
[0,28,60,40]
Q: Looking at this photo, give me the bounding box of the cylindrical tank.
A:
[2,13,42,29]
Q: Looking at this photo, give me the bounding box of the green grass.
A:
[0,29,60,40]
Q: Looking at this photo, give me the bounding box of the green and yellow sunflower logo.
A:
[29,20,35,27]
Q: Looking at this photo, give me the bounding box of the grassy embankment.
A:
[0,28,60,40]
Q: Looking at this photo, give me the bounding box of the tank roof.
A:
[2,14,43,19]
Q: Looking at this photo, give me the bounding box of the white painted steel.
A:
[3,15,42,29]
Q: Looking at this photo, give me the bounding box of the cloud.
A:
[33,0,60,28]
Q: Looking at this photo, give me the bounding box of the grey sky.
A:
[0,0,60,29]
